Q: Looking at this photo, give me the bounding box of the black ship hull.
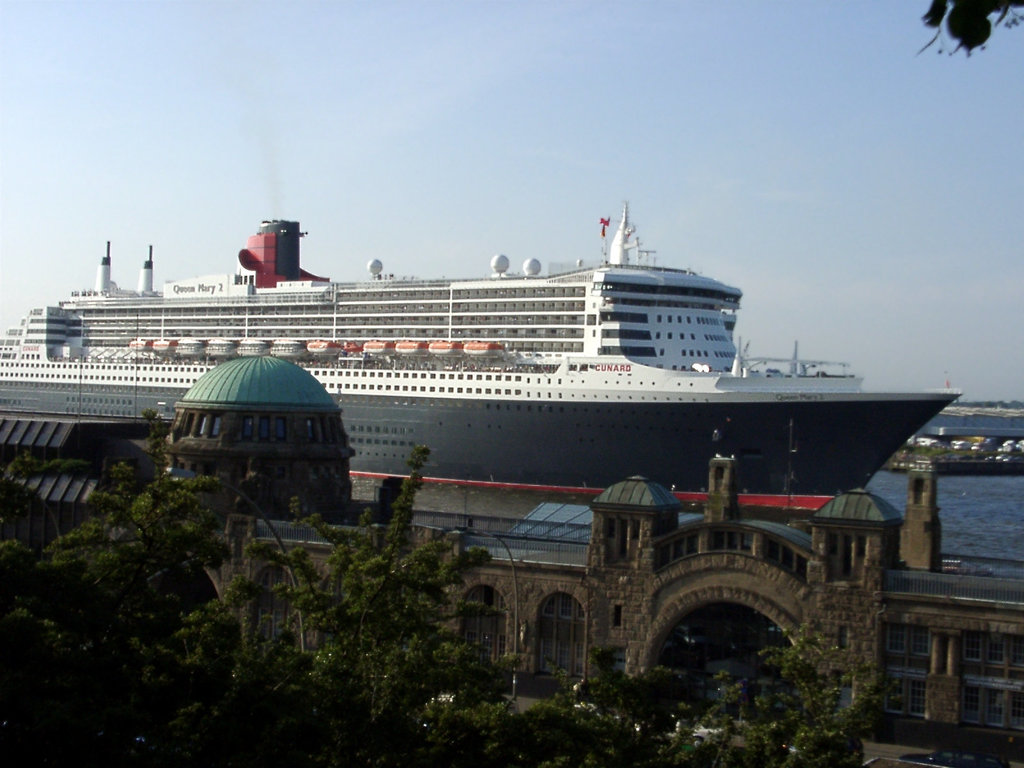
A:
[0,380,954,498]
[340,392,955,497]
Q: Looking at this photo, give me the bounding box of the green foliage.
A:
[0,427,892,766]
[0,449,92,527]
[503,649,692,768]
[0,416,235,764]
[922,0,1023,54]
[733,629,889,768]
[244,444,510,766]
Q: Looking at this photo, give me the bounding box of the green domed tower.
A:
[168,356,354,519]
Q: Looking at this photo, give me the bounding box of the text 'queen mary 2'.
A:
[0,206,957,504]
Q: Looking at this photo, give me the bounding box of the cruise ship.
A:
[0,206,957,503]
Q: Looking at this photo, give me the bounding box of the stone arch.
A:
[644,560,811,670]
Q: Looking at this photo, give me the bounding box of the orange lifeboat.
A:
[395,340,429,355]
[343,341,364,355]
[129,338,153,352]
[152,339,178,356]
[363,340,396,355]
[428,340,464,356]
[307,339,342,357]
[464,341,505,357]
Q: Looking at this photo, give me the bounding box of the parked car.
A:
[898,748,1009,768]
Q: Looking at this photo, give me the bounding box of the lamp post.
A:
[467,528,520,704]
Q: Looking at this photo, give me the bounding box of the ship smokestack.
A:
[95,241,112,293]
[137,244,154,294]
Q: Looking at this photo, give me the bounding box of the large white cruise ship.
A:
[0,206,957,503]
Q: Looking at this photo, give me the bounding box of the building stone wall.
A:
[211,460,1024,760]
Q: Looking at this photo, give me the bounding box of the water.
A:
[867,470,1024,561]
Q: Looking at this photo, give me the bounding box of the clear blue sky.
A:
[2,1,1021,401]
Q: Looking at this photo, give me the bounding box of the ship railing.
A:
[885,569,1024,606]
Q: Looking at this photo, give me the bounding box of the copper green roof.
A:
[592,475,681,510]
[181,356,338,411]
[812,488,902,526]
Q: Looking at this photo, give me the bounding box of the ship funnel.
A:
[137,244,154,294]
[95,241,112,293]
[238,219,328,288]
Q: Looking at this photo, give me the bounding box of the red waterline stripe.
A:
[350,471,832,510]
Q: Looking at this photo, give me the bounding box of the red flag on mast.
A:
[599,217,610,238]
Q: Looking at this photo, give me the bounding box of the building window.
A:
[242,415,254,439]
[613,605,622,627]
[908,679,926,717]
[988,634,1006,664]
[1012,636,1024,666]
[462,585,506,663]
[538,592,585,677]
[275,416,287,441]
[210,415,221,437]
[887,624,906,654]
[963,686,981,723]
[963,631,983,662]
[258,416,270,440]
[910,626,930,656]
[1011,692,1024,729]
[986,689,1005,727]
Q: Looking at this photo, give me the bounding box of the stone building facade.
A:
[218,456,1024,757]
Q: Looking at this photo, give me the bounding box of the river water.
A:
[867,470,1024,561]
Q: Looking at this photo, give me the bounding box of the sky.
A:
[1,1,1021,401]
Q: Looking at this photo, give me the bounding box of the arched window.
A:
[463,585,507,662]
[257,566,291,639]
[538,592,585,676]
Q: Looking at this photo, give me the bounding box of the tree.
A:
[0,411,238,764]
[248,444,511,767]
[733,630,889,768]
[0,451,90,530]
[922,0,1023,54]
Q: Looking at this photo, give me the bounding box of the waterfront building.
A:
[4,353,1023,759]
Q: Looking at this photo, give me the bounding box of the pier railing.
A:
[411,509,592,543]
[885,569,1024,605]
[461,533,588,566]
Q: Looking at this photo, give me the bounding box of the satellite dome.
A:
[367,259,383,277]
[523,258,541,276]
[490,254,509,275]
